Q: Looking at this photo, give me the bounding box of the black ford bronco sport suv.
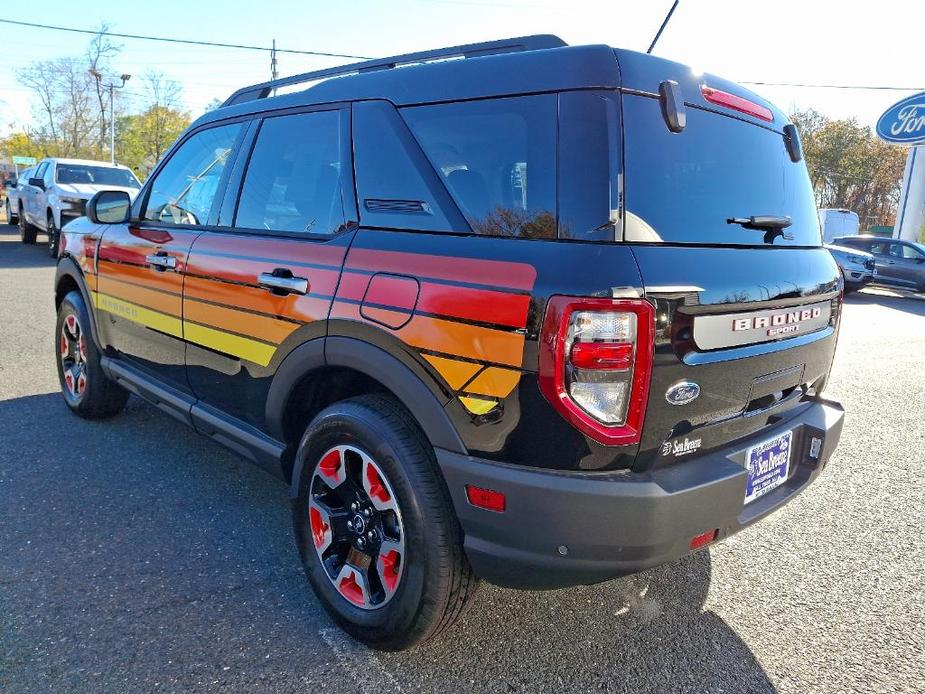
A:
[54,35,844,650]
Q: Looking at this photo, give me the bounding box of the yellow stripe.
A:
[184,322,276,367]
[93,291,277,367]
[423,354,482,390]
[458,396,498,416]
[93,292,182,338]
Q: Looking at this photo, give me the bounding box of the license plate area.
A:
[744,430,793,504]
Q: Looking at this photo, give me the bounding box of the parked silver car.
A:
[826,243,876,293]
[834,236,925,293]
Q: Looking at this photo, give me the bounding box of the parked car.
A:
[834,235,925,293]
[53,35,844,650]
[4,167,33,225]
[818,208,860,243]
[826,243,876,292]
[18,157,140,257]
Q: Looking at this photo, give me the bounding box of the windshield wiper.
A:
[727,215,794,243]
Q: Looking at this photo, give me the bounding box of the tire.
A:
[5,199,16,224]
[47,213,59,258]
[56,290,129,419]
[18,205,36,244]
[292,394,478,650]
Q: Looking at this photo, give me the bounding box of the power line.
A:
[742,81,925,92]
[0,18,373,60]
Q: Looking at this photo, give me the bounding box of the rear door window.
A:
[402,95,557,239]
[235,110,346,236]
[623,95,820,246]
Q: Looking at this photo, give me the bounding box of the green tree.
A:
[792,108,907,230]
[117,105,190,180]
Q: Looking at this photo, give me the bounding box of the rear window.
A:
[402,95,557,239]
[623,95,820,246]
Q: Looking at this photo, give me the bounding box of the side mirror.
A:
[28,177,45,190]
[3,180,14,188]
[88,190,131,224]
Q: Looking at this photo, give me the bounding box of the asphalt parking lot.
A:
[1,221,923,693]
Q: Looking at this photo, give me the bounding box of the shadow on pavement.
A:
[846,288,925,316]
[0,223,55,270]
[0,392,773,693]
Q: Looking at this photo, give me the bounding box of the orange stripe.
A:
[331,302,524,367]
[98,259,181,295]
[463,367,522,398]
[183,276,330,324]
[99,277,181,316]
[184,299,300,344]
[186,256,342,296]
[422,355,482,390]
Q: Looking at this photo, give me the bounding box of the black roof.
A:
[194,34,787,130]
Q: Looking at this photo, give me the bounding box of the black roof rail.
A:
[222,34,568,107]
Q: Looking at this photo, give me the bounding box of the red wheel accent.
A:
[319,449,342,481]
[310,506,330,549]
[338,569,366,606]
[379,549,401,592]
[78,336,87,362]
[76,373,86,395]
[64,372,74,394]
[65,315,77,333]
[365,462,391,504]
[60,334,69,358]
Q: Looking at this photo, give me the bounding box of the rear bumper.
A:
[437,397,844,589]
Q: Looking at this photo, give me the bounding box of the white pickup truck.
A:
[18,157,140,256]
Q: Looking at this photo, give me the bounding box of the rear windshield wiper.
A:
[727,215,794,242]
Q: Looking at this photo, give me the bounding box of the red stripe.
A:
[347,248,536,291]
[364,275,419,311]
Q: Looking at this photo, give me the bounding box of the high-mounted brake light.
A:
[538,297,655,446]
[701,85,773,122]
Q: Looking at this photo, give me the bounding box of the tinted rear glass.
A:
[402,95,557,239]
[623,95,820,246]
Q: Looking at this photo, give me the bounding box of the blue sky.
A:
[1,0,923,133]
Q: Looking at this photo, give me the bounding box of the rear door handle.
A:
[146,253,177,271]
[259,270,309,296]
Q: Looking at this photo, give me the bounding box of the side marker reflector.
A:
[690,529,718,551]
[465,485,506,512]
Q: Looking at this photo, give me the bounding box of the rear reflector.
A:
[701,85,773,122]
[465,485,506,512]
[690,529,718,550]
[569,342,634,370]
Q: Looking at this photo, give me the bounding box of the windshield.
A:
[622,95,820,246]
[56,164,140,188]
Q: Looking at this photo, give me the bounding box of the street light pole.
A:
[89,70,131,164]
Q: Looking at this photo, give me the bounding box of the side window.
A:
[402,95,557,239]
[235,110,345,235]
[43,163,54,186]
[33,162,48,182]
[869,242,889,256]
[143,123,242,226]
[900,244,924,260]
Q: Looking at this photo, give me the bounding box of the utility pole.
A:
[270,39,278,96]
[89,70,132,164]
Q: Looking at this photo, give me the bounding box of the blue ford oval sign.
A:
[877,92,925,145]
[665,381,700,406]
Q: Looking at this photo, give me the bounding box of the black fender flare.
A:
[54,257,103,352]
[277,336,467,497]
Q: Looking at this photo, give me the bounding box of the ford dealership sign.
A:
[877,92,925,145]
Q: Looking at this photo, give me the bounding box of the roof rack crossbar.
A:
[222,34,567,107]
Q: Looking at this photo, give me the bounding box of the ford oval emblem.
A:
[666,381,700,406]
[876,91,925,145]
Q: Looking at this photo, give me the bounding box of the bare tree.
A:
[86,25,120,158]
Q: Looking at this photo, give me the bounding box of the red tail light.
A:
[701,85,773,122]
[465,485,506,512]
[538,297,655,446]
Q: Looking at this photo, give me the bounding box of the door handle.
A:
[259,270,309,296]
[146,253,177,271]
